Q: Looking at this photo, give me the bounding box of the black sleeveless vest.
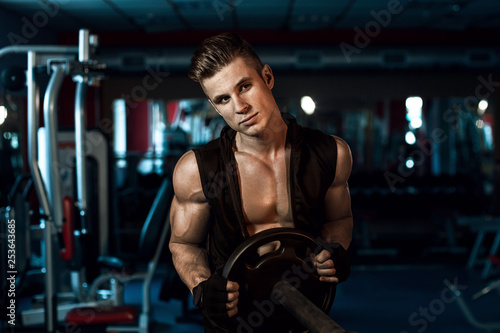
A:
[193,113,337,274]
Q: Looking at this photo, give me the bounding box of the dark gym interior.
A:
[1,0,500,332]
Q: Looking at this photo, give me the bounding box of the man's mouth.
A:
[240,113,257,124]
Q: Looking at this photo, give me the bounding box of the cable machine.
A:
[0,29,107,332]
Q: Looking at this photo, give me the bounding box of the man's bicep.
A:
[326,136,352,218]
[332,136,352,186]
[170,195,211,246]
[321,136,353,246]
[169,150,211,247]
[169,190,213,290]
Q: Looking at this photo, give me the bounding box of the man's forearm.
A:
[321,216,353,250]
[170,242,212,293]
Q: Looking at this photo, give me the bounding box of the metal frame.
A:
[0,30,104,332]
[444,279,500,331]
[1,29,169,333]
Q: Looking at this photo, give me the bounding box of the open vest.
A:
[193,113,337,274]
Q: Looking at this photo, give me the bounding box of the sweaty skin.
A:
[169,56,353,318]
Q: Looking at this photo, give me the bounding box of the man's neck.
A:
[234,116,288,156]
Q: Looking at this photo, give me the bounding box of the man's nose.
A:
[234,96,249,113]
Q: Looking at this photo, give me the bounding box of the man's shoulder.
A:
[331,135,351,154]
[173,150,199,177]
[172,150,206,201]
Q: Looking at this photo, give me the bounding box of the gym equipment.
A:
[65,177,174,332]
[19,128,110,326]
[1,44,78,333]
[222,228,354,333]
[274,280,350,333]
[457,215,500,279]
[0,29,109,332]
[444,276,500,331]
[1,28,184,333]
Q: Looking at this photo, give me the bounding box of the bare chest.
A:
[234,149,293,235]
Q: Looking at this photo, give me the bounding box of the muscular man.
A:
[169,33,353,333]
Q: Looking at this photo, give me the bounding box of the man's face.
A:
[202,57,279,138]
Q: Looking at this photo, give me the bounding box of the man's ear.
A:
[208,98,221,115]
[261,64,274,89]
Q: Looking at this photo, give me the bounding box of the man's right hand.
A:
[192,274,240,325]
[226,279,240,317]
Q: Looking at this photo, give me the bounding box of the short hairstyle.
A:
[188,32,263,83]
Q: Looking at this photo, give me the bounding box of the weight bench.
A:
[65,178,174,332]
[457,215,500,279]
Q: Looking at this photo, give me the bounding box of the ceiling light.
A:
[405,131,416,145]
[405,96,423,110]
[410,118,422,129]
[406,158,415,169]
[0,106,7,125]
[478,99,488,115]
[301,96,315,115]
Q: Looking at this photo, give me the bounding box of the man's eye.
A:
[241,84,251,92]
[221,97,230,103]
